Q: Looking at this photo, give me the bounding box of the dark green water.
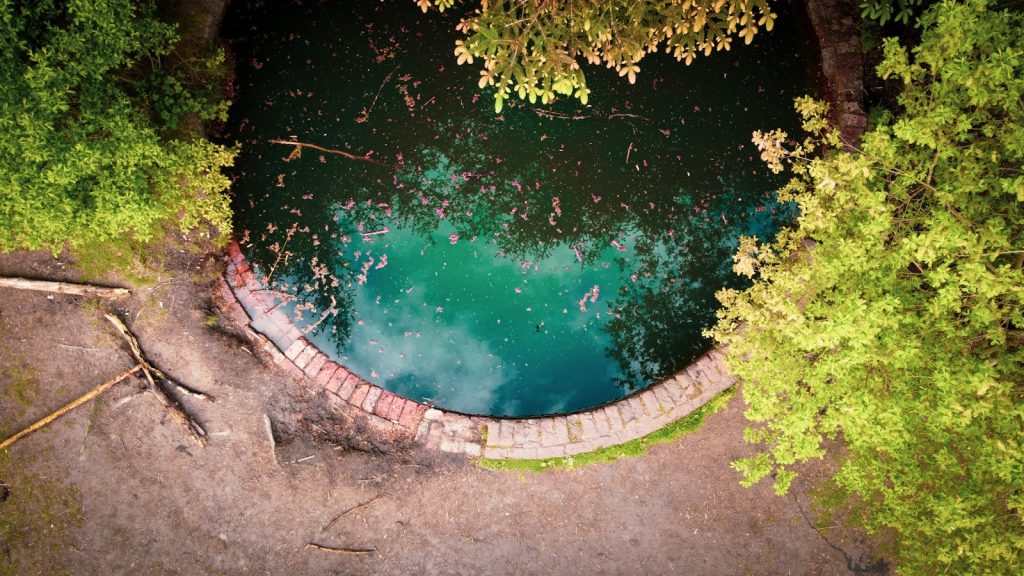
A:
[222,0,816,416]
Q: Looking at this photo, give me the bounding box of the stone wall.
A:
[805,0,868,147]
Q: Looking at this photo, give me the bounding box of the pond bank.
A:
[221,240,736,460]
[213,0,866,459]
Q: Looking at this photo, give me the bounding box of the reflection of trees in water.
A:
[236,125,792,381]
[233,148,381,353]
[226,9,793,371]
[604,182,796,391]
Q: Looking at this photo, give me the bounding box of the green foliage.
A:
[0,0,235,255]
[419,0,777,110]
[139,48,232,131]
[480,388,734,471]
[859,0,925,24]
[710,1,1024,572]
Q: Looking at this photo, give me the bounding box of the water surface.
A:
[222,0,816,416]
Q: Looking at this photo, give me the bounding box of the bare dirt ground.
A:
[0,246,884,575]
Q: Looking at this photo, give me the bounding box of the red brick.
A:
[314,362,339,388]
[225,264,240,287]
[337,373,357,400]
[281,360,304,381]
[326,371,347,395]
[227,240,244,263]
[304,352,328,378]
[294,345,317,370]
[237,266,256,288]
[398,400,426,430]
[349,382,370,408]
[263,339,285,365]
[374,392,397,419]
[361,386,382,412]
[333,365,351,382]
[372,392,392,418]
[383,393,406,421]
[284,339,307,361]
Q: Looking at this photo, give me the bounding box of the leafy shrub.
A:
[711,1,1024,572]
[0,0,235,255]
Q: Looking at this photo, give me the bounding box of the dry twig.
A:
[304,543,376,556]
[0,365,143,451]
[320,495,381,533]
[269,139,389,167]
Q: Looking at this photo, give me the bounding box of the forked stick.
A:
[104,314,213,445]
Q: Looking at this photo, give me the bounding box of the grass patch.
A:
[479,387,735,472]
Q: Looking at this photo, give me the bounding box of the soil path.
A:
[0,249,880,575]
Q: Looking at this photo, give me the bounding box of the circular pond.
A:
[222,0,816,416]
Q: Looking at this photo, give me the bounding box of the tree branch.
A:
[104,314,214,445]
[269,139,390,168]
[0,365,143,451]
[0,277,130,299]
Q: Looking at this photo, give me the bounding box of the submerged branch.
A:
[269,139,391,168]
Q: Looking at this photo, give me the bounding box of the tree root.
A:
[304,543,376,555]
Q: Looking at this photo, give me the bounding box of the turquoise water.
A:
[222,0,816,416]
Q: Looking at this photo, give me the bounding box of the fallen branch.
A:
[0,277,130,299]
[269,139,389,168]
[531,109,652,123]
[105,314,214,445]
[304,543,376,556]
[533,108,591,121]
[320,495,381,533]
[0,365,143,451]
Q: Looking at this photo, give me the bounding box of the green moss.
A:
[72,232,167,286]
[0,351,38,429]
[0,452,84,576]
[479,388,734,472]
[3,365,37,409]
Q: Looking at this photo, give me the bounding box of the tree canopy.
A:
[709,0,1023,572]
[0,0,234,254]
[419,0,777,111]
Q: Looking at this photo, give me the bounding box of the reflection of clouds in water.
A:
[344,286,516,414]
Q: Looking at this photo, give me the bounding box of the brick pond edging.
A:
[218,240,736,460]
